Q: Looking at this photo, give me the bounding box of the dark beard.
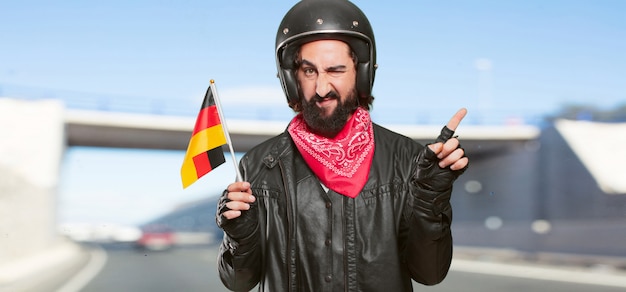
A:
[300,89,359,138]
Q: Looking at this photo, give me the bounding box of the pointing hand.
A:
[428,108,468,171]
[414,108,469,192]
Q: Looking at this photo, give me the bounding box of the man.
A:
[216,1,468,291]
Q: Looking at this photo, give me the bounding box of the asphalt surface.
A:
[43,243,626,292]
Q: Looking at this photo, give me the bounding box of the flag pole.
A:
[210,79,243,182]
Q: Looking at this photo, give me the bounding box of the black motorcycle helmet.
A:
[275,0,377,109]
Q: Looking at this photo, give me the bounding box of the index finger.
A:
[227,181,251,193]
[446,108,467,131]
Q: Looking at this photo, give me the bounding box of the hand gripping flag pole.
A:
[180,80,242,189]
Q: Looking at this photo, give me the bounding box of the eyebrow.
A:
[299,59,348,71]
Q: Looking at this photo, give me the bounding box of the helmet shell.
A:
[275,0,377,106]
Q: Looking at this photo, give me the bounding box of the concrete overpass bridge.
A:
[0,96,545,287]
[64,107,541,153]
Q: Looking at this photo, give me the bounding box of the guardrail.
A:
[1,83,547,126]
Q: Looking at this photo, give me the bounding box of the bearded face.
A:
[294,40,360,138]
[300,88,359,138]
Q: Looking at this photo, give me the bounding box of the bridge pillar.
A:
[0,98,65,272]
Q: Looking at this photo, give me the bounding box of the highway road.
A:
[78,243,223,292]
[65,243,626,292]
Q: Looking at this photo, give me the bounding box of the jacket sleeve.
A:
[405,184,453,285]
[404,126,466,285]
[216,162,263,291]
[217,224,262,291]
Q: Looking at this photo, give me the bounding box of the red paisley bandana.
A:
[288,107,375,198]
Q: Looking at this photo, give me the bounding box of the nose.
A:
[315,73,332,98]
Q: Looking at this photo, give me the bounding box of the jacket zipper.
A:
[278,159,295,292]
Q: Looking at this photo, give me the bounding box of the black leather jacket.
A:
[217,124,454,292]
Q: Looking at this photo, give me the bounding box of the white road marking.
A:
[56,245,108,292]
[452,259,626,288]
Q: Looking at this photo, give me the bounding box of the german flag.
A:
[180,85,227,188]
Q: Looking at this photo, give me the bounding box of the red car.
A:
[136,225,175,251]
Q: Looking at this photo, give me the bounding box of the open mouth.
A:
[316,97,336,107]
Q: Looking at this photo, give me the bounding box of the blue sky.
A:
[2,1,625,225]
[2,0,625,122]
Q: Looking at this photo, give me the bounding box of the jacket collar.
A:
[262,132,294,169]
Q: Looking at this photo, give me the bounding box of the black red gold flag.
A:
[180,85,227,188]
